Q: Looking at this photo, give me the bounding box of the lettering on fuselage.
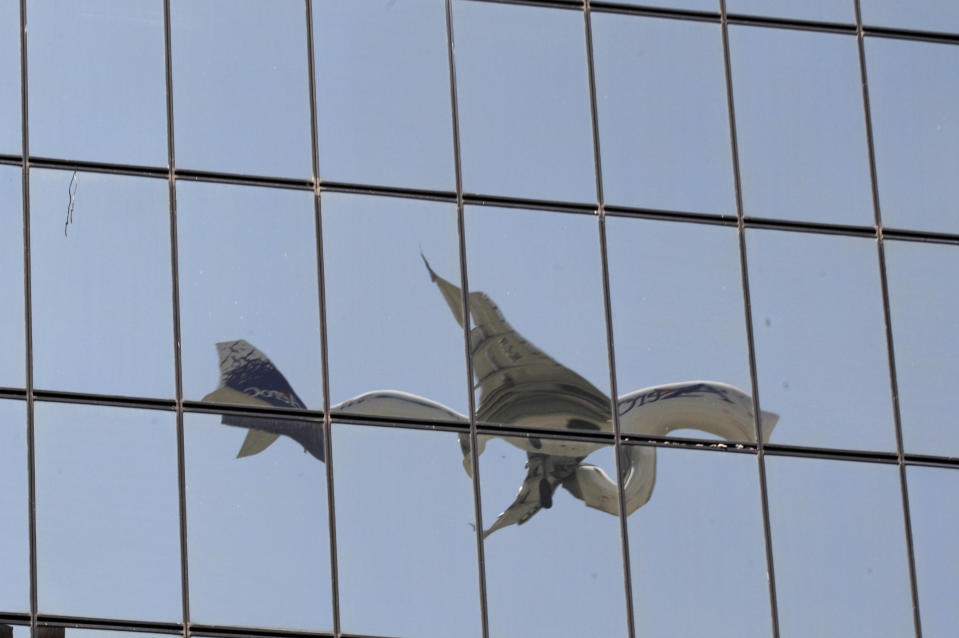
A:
[617,383,733,417]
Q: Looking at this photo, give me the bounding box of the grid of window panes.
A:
[1,1,958,637]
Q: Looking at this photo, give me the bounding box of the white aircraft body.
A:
[203,258,777,537]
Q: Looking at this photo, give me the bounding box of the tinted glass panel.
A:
[607,217,761,443]
[908,465,959,637]
[747,229,894,451]
[171,0,311,178]
[766,456,913,638]
[185,414,332,631]
[867,37,959,235]
[601,0,717,11]
[885,240,959,457]
[333,423,480,638]
[177,182,323,410]
[185,412,331,630]
[479,434,628,636]
[454,1,595,203]
[627,446,771,637]
[0,1,19,155]
[730,26,873,225]
[314,0,454,190]
[30,169,174,398]
[464,207,610,432]
[0,400,28,613]
[592,14,734,215]
[36,629,170,638]
[323,193,467,418]
[0,166,24,389]
[861,1,959,34]
[726,0,853,22]
[35,402,180,621]
[27,0,166,166]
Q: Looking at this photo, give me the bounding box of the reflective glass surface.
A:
[730,26,873,225]
[30,169,174,398]
[177,181,323,410]
[31,629,170,638]
[627,446,771,637]
[861,1,959,34]
[601,0,718,11]
[171,0,311,178]
[766,456,913,638]
[332,423,480,638]
[453,1,595,203]
[607,217,761,443]
[27,0,166,166]
[867,37,959,235]
[0,400,28,613]
[464,206,610,432]
[885,240,959,457]
[323,193,467,418]
[592,14,734,215]
[479,434,628,637]
[185,412,331,630]
[314,0,454,190]
[0,165,24,389]
[35,402,180,621]
[747,229,894,451]
[0,0,19,155]
[908,465,959,636]
[726,0,854,23]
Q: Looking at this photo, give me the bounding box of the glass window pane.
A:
[171,0,312,178]
[185,411,331,630]
[0,1,20,155]
[627,446,771,637]
[730,26,873,225]
[747,230,895,452]
[332,423,480,638]
[886,240,959,457]
[866,37,959,235]
[0,400,28,613]
[908,465,959,637]
[323,193,467,419]
[30,169,174,398]
[726,0,854,23]
[607,218,766,444]
[314,0,454,190]
[37,629,170,638]
[177,182,323,410]
[593,14,734,215]
[602,0,718,11]
[766,456,913,638]
[0,166,24,389]
[454,1,595,203]
[861,1,959,34]
[35,402,180,621]
[465,207,611,432]
[27,0,166,166]
[479,434,629,636]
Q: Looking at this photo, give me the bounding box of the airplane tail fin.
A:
[203,340,321,460]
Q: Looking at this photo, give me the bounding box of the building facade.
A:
[1,1,958,637]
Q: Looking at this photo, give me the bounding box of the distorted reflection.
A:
[204,255,777,535]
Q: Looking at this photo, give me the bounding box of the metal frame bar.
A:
[444,1,492,635]
[717,1,781,635]
[4,1,958,638]
[853,1,924,635]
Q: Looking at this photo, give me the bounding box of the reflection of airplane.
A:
[204,258,777,537]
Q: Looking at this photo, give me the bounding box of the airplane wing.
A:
[483,453,582,538]
[617,380,778,443]
[422,255,610,431]
[203,340,324,461]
